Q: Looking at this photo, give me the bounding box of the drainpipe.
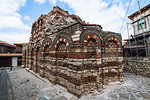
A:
[10,57,12,70]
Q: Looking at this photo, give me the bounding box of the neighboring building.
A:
[14,43,26,53]
[124,4,150,57]
[0,40,25,67]
[14,43,27,66]
[0,53,22,67]
[0,40,15,53]
[23,6,123,97]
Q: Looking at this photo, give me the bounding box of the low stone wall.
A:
[124,57,150,78]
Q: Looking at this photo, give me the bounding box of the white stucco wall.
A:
[132,10,150,35]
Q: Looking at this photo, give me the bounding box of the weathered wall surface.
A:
[22,6,124,97]
[124,57,150,78]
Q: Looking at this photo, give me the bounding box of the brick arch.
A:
[33,41,42,73]
[54,37,70,51]
[35,40,42,50]
[52,33,73,50]
[105,36,121,48]
[104,33,121,40]
[42,38,52,50]
[80,28,103,47]
[82,33,103,47]
[42,39,51,58]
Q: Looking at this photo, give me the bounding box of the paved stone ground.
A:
[8,67,150,100]
[0,67,12,100]
[0,68,9,100]
[81,72,150,100]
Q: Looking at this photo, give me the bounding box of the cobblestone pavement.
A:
[8,67,150,100]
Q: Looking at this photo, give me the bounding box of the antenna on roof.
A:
[138,1,141,10]
[138,1,141,14]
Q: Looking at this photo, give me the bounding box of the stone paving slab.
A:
[8,67,150,100]
[0,69,10,100]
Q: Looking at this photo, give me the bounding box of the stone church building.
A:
[22,6,123,97]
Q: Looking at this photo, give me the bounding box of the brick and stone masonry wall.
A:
[22,28,124,97]
[23,40,123,97]
[22,6,124,97]
[124,57,150,78]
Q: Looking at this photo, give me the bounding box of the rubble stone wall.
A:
[124,57,150,78]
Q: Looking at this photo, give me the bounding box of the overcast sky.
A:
[0,0,150,44]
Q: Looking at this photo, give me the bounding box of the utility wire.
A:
[141,0,147,7]
[119,0,132,33]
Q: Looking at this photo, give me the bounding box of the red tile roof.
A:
[0,40,14,47]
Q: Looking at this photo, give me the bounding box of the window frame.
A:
[138,19,146,30]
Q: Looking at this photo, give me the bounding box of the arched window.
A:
[87,38,97,58]
[56,41,67,58]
